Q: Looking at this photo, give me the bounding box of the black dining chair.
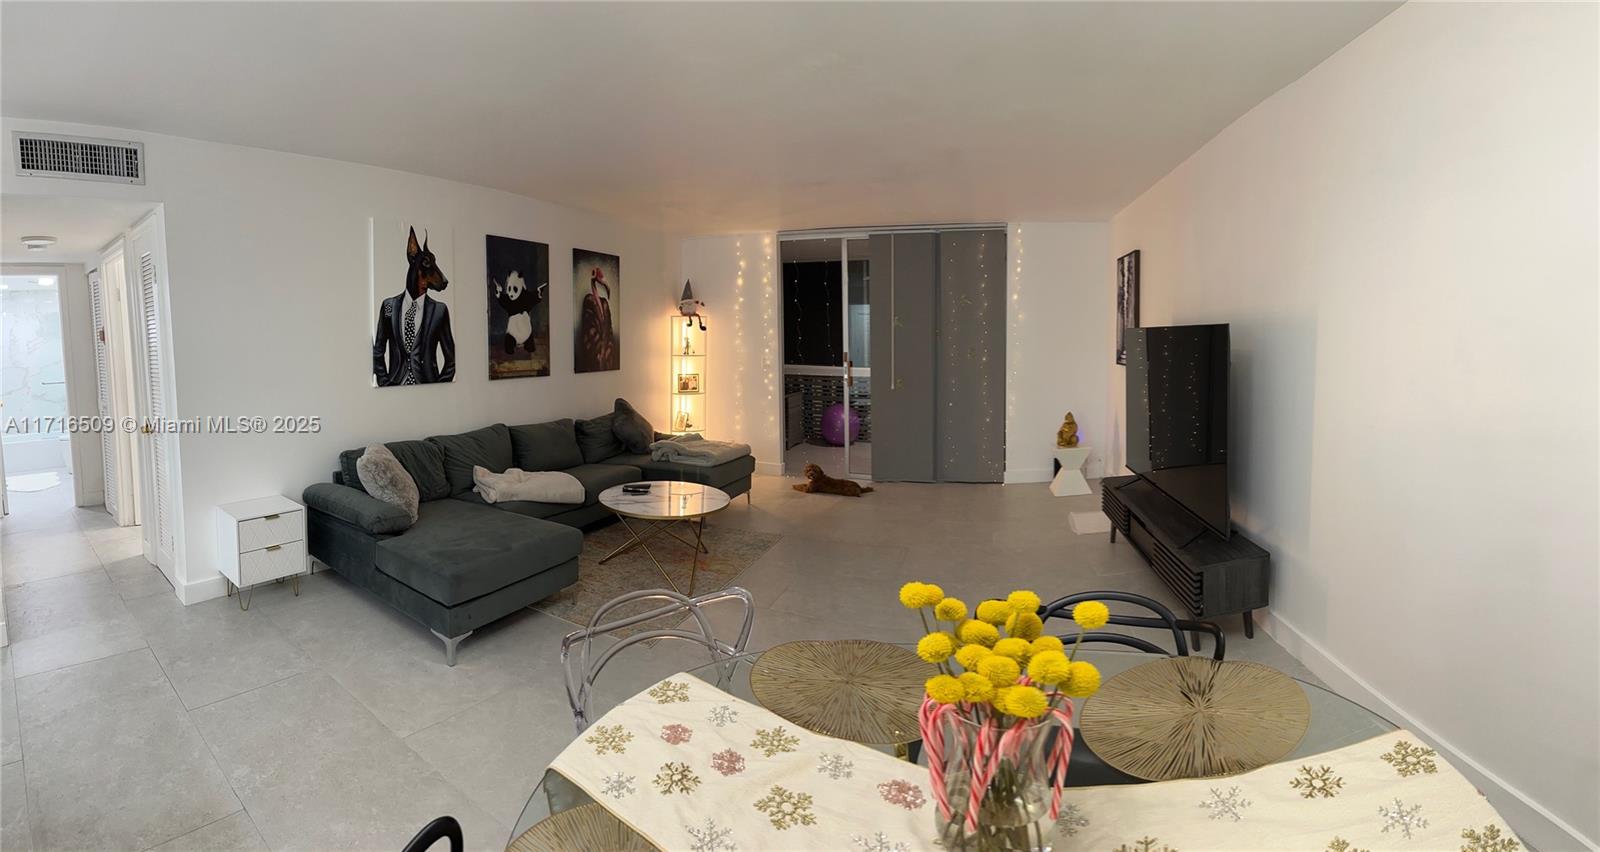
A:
[400,816,462,852]
[1038,590,1226,661]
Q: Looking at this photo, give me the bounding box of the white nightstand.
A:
[215,495,308,610]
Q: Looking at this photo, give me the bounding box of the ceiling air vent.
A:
[14,132,144,184]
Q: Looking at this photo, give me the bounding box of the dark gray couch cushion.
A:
[374,499,581,606]
[509,419,584,471]
[337,440,450,502]
[575,413,624,463]
[427,424,513,495]
[611,398,654,454]
[602,453,756,489]
[303,482,412,535]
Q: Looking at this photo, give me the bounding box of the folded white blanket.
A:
[472,466,585,504]
[648,437,753,467]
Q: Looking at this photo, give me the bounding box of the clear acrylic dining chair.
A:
[560,587,755,732]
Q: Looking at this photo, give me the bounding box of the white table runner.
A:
[550,674,1519,851]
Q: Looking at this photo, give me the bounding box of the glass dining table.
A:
[507,645,1396,849]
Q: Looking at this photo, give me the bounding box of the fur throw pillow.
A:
[356,443,420,525]
[472,466,586,504]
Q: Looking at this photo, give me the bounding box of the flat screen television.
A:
[1124,323,1231,539]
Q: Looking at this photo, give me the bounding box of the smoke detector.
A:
[21,236,55,252]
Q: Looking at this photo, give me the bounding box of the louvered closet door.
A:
[89,270,121,521]
[138,248,173,560]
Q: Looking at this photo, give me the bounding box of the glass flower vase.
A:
[928,710,1067,852]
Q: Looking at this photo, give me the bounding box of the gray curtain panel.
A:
[868,233,938,482]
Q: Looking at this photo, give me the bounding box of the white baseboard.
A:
[755,460,784,477]
[178,573,229,605]
[1258,609,1596,852]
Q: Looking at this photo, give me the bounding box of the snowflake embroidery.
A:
[1112,839,1177,852]
[1199,786,1251,821]
[750,726,800,757]
[1380,739,1438,777]
[1290,765,1345,799]
[1326,838,1368,852]
[1460,824,1520,852]
[753,785,817,830]
[1055,803,1089,836]
[684,818,738,852]
[653,761,702,794]
[710,748,746,776]
[876,779,927,810]
[852,832,910,852]
[584,724,633,755]
[1378,797,1429,839]
[707,705,739,727]
[649,680,691,704]
[599,771,636,799]
[661,723,694,745]
[817,752,854,780]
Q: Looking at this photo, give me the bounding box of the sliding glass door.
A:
[779,236,872,481]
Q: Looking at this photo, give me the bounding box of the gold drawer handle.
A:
[263,513,281,521]
[265,544,282,552]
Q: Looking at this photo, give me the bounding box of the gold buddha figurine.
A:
[1056,412,1079,448]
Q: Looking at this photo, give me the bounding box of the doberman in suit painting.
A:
[374,227,455,386]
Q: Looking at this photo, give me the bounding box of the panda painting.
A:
[485,235,551,379]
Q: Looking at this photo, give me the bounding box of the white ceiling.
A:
[0,196,157,265]
[0,2,1397,233]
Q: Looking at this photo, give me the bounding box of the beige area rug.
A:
[532,520,781,637]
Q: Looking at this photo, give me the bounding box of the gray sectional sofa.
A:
[302,413,755,664]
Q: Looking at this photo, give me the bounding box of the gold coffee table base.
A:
[508,803,649,852]
[597,515,708,596]
[750,639,934,747]
[1079,656,1310,781]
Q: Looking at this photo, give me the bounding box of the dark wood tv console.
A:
[1100,474,1269,640]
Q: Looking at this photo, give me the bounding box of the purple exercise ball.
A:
[821,402,861,446]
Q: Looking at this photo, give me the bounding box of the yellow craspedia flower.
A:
[1002,685,1051,719]
[957,672,995,703]
[934,597,968,622]
[1072,600,1111,630]
[898,582,929,609]
[1062,661,1103,698]
[1026,650,1071,685]
[917,632,957,663]
[1006,590,1042,615]
[954,643,992,670]
[977,655,1021,687]
[974,600,1011,625]
[921,583,947,605]
[1030,635,1065,655]
[925,674,966,704]
[1006,611,1044,641]
[992,637,1031,661]
[956,619,1000,648]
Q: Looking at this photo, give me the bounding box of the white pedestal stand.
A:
[1049,446,1092,497]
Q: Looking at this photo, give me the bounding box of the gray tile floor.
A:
[1,473,1316,851]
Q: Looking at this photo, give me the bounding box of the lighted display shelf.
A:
[669,316,707,434]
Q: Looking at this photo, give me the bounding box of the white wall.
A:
[2,117,680,603]
[1005,223,1110,482]
[1107,4,1598,848]
[677,234,782,474]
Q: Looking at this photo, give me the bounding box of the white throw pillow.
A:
[472,466,586,505]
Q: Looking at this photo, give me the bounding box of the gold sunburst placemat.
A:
[749,639,935,746]
[508,803,652,852]
[1079,656,1310,781]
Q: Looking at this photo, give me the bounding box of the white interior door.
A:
[89,269,123,523]
[129,216,175,581]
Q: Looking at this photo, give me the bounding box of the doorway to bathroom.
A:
[778,235,872,482]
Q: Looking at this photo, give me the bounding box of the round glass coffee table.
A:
[596,482,730,595]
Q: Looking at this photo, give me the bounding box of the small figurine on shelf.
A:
[1056,412,1079,448]
[677,279,707,331]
